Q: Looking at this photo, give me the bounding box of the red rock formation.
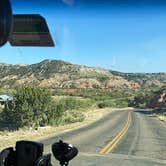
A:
[102,88,112,93]
[64,89,82,93]
[147,92,166,108]
[131,82,140,89]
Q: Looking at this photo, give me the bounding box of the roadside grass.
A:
[52,95,85,101]
[152,108,166,123]
[158,115,166,122]
[0,107,133,150]
[0,104,3,113]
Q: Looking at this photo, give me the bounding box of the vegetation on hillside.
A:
[0,60,166,131]
[0,85,166,131]
[128,86,166,115]
[111,71,166,87]
[0,86,94,130]
[53,87,136,109]
[2,59,165,89]
[0,85,138,131]
[150,87,166,115]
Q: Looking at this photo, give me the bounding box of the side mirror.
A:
[0,0,13,46]
[52,140,78,166]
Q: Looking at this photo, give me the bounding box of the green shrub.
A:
[1,86,54,128]
[0,86,95,130]
[62,110,85,124]
[98,102,107,108]
[98,99,129,109]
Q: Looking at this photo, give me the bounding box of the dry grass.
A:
[52,95,85,101]
[0,107,133,150]
[158,115,166,122]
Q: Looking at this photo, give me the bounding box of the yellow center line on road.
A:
[100,111,132,154]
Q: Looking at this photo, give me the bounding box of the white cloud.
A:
[62,0,75,6]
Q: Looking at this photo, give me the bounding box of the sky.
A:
[1,0,166,73]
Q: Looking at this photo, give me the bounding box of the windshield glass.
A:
[0,0,166,166]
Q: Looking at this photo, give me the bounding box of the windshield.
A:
[0,0,166,166]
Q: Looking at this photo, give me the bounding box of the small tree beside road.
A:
[2,86,54,128]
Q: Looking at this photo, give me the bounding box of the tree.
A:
[2,86,53,128]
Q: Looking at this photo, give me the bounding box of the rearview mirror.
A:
[0,0,13,46]
[0,0,55,47]
[9,14,55,47]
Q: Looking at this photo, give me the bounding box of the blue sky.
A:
[1,0,166,73]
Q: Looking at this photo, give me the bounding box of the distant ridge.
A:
[0,60,165,89]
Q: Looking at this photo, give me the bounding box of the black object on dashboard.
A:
[0,140,78,166]
[36,154,52,166]
[0,147,15,166]
[16,140,44,166]
[52,140,78,166]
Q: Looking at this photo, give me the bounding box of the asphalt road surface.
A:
[41,110,166,166]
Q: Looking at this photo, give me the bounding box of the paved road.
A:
[41,110,166,165]
[113,110,166,160]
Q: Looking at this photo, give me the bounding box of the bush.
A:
[62,110,85,124]
[98,102,107,108]
[0,86,95,130]
[1,86,54,128]
[98,99,129,109]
